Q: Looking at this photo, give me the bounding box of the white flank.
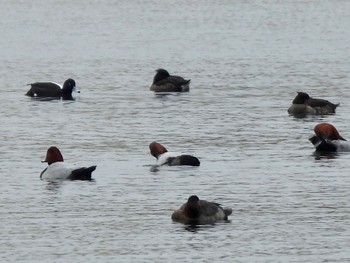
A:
[332,140,350,152]
[157,152,181,165]
[41,162,72,180]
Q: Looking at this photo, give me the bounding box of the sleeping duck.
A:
[149,141,200,166]
[171,195,232,225]
[150,69,190,92]
[288,92,339,115]
[309,123,349,152]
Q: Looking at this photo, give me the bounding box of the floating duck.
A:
[288,92,339,115]
[149,141,200,166]
[40,146,96,180]
[309,123,349,152]
[150,69,190,92]
[171,195,232,225]
[26,78,78,100]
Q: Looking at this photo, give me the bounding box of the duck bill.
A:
[73,86,80,93]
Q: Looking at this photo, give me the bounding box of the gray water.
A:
[1,0,350,262]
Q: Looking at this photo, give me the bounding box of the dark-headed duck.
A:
[40,146,96,180]
[171,195,232,225]
[26,78,78,100]
[288,92,339,115]
[149,141,200,166]
[150,69,190,92]
[309,123,348,152]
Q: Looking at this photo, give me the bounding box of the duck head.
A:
[184,195,201,219]
[292,92,310,104]
[149,142,168,159]
[42,146,64,165]
[62,78,78,96]
[313,123,346,141]
[152,69,170,84]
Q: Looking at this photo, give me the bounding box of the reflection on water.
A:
[312,151,339,160]
[181,220,232,233]
[183,224,214,233]
[150,164,160,172]
[28,96,76,101]
[44,181,64,193]
[154,93,184,98]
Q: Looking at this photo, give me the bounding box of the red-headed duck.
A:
[40,146,96,180]
[288,92,339,115]
[171,195,232,225]
[150,69,190,92]
[26,78,79,100]
[309,123,348,152]
[149,141,200,166]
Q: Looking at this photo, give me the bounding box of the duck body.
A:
[309,123,349,152]
[149,142,200,166]
[288,92,339,115]
[156,152,200,166]
[40,146,96,181]
[150,69,190,92]
[40,163,96,181]
[26,78,77,100]
[308,136,350,152]
[40,162,72,180]
[172,195,232,225]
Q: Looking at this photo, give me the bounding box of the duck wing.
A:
[198,200,232,222]
[198,200,222,216]
[167,75,190,86]
[26,82,62,97]
[307,97,339,110]
[151,76,190,92]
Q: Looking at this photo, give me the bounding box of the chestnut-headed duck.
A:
[288,92,339,115]
[150,69,190,92]
[309,123,349,152]
[149,141,200,166]
[40,146,96,180]
[172,195,232,225]
[26,78,78,100]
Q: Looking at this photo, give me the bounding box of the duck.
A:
[309,123,349,152]
[150,69,190,92]
[26,78,78,100]
[40,146,96,180]
[171,195,232,225]
[288,92,339,115]
[149,141,200,166]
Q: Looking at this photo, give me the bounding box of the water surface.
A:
[1,0,350,262]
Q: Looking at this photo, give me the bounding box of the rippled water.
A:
[2,0,350,262]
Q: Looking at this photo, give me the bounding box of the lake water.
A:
[1,0,350,262]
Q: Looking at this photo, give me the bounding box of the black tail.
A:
[168,155,200,166]
[68,166,97,180]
